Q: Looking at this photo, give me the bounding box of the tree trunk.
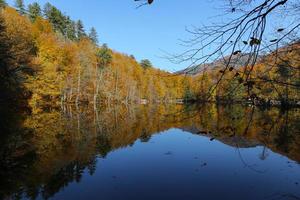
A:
[93,70,102,110]
[114,69,118,101]
[69,78,73,102]
[76,67,81,107]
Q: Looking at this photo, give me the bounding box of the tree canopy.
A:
[0,0,7,8]
[140,59,153,69]
[28,2,41,22]
[14,0,25,14]
[89,27,98,44]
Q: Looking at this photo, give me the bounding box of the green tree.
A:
[65,17,76,40]
[28,2,41,22]
[277,61,292,104]
[15,0,25,15]
[183,78,194,101]
[43,2,52,17]
[140,59,152,69]
[88,27,98,44]
[76,20,86,40]
[43,3,66,35]
[130,55,136,60]
[96,44,112,67]
[0,0,7,9]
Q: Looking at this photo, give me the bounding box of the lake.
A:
[1,104,300,200]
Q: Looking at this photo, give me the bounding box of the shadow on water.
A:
[0,104,299,200]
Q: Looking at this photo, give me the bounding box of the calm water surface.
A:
[1,104,300,200]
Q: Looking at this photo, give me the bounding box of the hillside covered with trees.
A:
[0,0,193,112]
[181,42,300,106]
[0,0,299,112]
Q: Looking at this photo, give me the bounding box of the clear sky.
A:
[7,0,230,72]
[6,0,290,72]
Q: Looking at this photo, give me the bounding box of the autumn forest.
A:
[0,1,192,112]
[1,0,299,113]
[1,1,300,200]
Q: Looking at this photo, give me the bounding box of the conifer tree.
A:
[88,27,98,45]
[28,2,41,22]
[15,0,25,15]
[0,0,7,9]
[140,59,152,69]
[65,17,77,40]
[76,20,86,39]
[43,3,67,35]
[96,44,112,67]
[43,2,52,18]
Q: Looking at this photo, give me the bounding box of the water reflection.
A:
[0,104,299,199]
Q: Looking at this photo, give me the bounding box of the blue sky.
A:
[7,0,229,72]
[6,0,292,72]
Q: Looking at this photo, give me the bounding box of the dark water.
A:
[1,104,300,200]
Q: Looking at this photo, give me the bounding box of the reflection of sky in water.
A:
[48,129,300,200]
[1,105,299,200]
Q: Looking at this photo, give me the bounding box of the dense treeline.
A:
[0,1,190,111]
[1,0,299,111]
[185,43,300,106]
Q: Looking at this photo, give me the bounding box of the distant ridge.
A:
[176,41,300,76]
[175,53,257,75]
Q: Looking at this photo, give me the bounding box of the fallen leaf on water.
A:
[201,162,207,167]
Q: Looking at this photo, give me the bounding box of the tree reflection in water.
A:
[0,104,299,199]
